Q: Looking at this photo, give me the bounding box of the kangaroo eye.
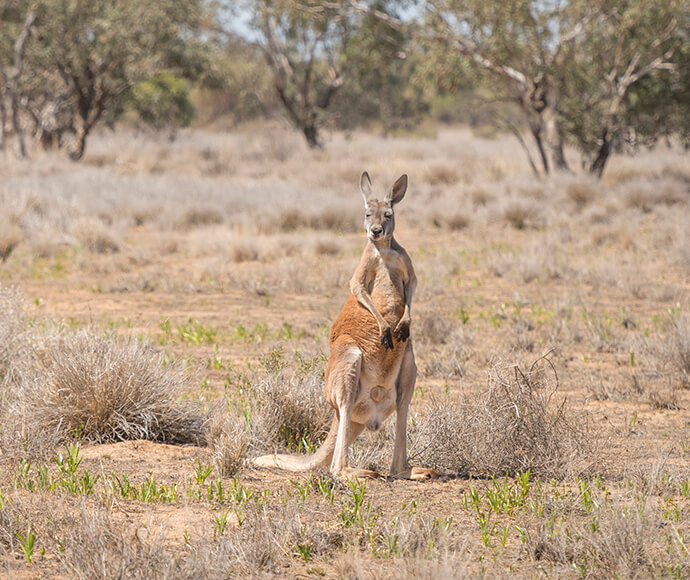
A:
[366,213,372,218]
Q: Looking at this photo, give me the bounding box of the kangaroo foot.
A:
[390,467,439,481]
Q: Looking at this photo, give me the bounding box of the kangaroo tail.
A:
[251,416,338,472]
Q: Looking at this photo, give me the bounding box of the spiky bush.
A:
[0,286,29,381]
[242,350,332,455]
[3,328,204,449]
[411,356,600,478]
[206,404,249,477]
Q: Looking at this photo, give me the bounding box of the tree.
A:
[357,0,685,177]
[557,0,685,176]
[0,4,37,157]
[424,0,588,175]
[126,72,195,131]
[246,0,351,148]
[4,0,211,160]
[335,0,428,134]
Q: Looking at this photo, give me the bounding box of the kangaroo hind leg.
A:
[327,342,382,479]
[391,345,438,481]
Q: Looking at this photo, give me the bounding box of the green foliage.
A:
[334,1,428,133]
[16,526,36,563]
[558,0,686,170]
[127,72,194,129]
[2,0,212,159]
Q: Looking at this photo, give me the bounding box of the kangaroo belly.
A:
[351,357,401,431]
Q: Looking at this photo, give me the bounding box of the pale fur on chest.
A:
[369,249,407,318]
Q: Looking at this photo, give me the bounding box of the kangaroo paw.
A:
[380,328,394,350]
[394,322,409,342]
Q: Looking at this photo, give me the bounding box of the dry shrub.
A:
[471,187,493,207]
[59,506,175,579]
[72,218,120,254]
[206,405,249,477]
[336,554,471,580]
[523,492,689,579]
[350,421,394,473]
[431,212,470,231]
[632,313,690,408]
[60,502,336,579]
[4,329,204,448]
[446,212,470,231]
[336,511,470,577]
[624,186,664,213]
[0,218,22,261]
[411,356,600,478]
[278,208,359,234]
[502,200,540,230]
[0,492,29,553]
[424,164,459,185]
[175,207,224,231]
[635,313,690,388]
[309,207,360,234]
[313,238,342,256]
[566,181,597,208]
[0,286,29,378]
[208,503,338,573]
[229,241,259,263]
[240,350,332,454]
[277,208,309,232]
[416,310,459,346]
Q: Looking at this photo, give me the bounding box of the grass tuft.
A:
[3,328,204,448]
[247,353,332,454]
[206,405,249,477]
[411,355,600,478]
[72,218,120,254]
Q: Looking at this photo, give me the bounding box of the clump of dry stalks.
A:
[0,285,204,455]
[410,353,601,478]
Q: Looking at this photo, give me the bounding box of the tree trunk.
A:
[589,129,612,178]
[8,10,36,159]
[527,121,549,175]
[11,90,26,158]
[543,96,569,172]
[68,116,88,161]
[302,122,320,148]
[0,92,6,153]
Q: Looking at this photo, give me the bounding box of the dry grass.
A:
[0,218,22,262]
[0,286,29,379]
[71,217,120,254]
[242,350,332,455]
[423,164,460,185]
[59,506,173,579]
[0,125,688,578]
[1,323,204,452]
[522,483,689,578]
[565,180,597,208]
[205,405,249,477]
[174,206,225,231]
[501,199,543,230]
[632,313,690,409]
[411,355,601,478]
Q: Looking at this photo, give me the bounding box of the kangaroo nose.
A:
[371,225,383,235]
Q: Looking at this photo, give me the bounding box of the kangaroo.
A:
[253,172,437,480]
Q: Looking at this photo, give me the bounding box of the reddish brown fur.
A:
[252,172,437,481]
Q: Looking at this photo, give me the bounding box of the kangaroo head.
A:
[359,172,408,242]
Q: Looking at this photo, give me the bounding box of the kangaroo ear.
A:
[387,174,408,205]
[360,171,373,202]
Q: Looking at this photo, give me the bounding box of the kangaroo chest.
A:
[370,250,406,318]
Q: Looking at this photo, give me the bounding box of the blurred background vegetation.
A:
[0,0,687,176]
